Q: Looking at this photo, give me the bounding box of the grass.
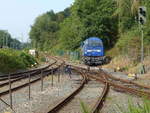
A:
[80,98,150,113]
[116,98,150,113]
[80,101,90,113]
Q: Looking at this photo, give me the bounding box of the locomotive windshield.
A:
[87,40,102,47]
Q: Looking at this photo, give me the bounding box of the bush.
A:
[0,49,37,73]
[19,52,37,67]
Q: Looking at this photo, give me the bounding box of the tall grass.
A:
[80,101,90,113]
[117,98,150,113]
[80,98,150,113]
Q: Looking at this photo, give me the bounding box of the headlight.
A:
[97,50,101,52]
[87,50,92,52]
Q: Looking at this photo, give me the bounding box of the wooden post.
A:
[41,70,43,91]
[68,65,72,78]
[58,67,60,82]
[51,68,53,86]
[8,74,12,109]
[62,65,64,75]
[28,73,31,100]
[87,66,90,72]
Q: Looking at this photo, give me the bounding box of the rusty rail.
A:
[0,57,65,97]
[91,82,109,113]
[0,57,57,81]
[0,59,57,88]
[88,74,150,98]
[99,68,150,89]
[47,67,87,113]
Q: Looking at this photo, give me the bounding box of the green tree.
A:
[59,0,118,50]
[59,16,85,50]
[0,30,22,49]
[29,9,70,50]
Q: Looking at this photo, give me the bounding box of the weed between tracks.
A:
[80,101,90,113]
[80,98,150,113]
[116,98,150,113]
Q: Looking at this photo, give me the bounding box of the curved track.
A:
[2,57,150,113]
[0,57,64,97]
[47,64,110,113]
[90,71,110,113]
[68,64,150,113]
[88,68,150,98]
[0,64,50,81]
[47,67,87,113]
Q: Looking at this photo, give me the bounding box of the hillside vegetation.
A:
[0,49,37,74]
[30,0,150,62]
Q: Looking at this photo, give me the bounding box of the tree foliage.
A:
[114,0,150,57]
[29,9,70,50]
[0,30,22,49]
[29,0,150,56]
[30,0,118,51]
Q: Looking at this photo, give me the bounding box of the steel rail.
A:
[0,64,49,78]
[47,68,87,113]
[0,71,40,88]
[0,58,63,97]
[88,75,150,98]
[0,56,57,81]
[47,64,110,113]
[0,60,57,88]
[70,65,150,90]
[91,82,109,113]
[99,68,150,89]
[90,71,110,113]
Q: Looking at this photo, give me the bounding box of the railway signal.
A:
[138,6,146,25]
[138,6,147,73]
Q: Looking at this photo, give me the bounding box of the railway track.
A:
[47,65,111,113]
[0,57,64,97]
[0,56,58,82]
[2,56,150,113]
[99,68,150,90]
[0,60,57,88]
[90,70,110,113]
[87,68,150,98]
[0,64,50,81]
[47,68,87,113]
[64,64,150,112]
[71,65,150,96]
[91,82,109,113]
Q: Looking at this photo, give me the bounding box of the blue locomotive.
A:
[82,37,107,65]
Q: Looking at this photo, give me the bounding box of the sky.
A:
[0,0,74,42]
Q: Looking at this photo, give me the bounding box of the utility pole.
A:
[141,28,144,62]
[3,33,5,48]
[138,6,147,74]
[138,6,146,63]
[6,34,8,48]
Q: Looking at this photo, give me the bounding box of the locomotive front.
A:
[82,37,106,65]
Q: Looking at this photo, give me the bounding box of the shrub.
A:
[0,49,37,73]
[19,52,37,67]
